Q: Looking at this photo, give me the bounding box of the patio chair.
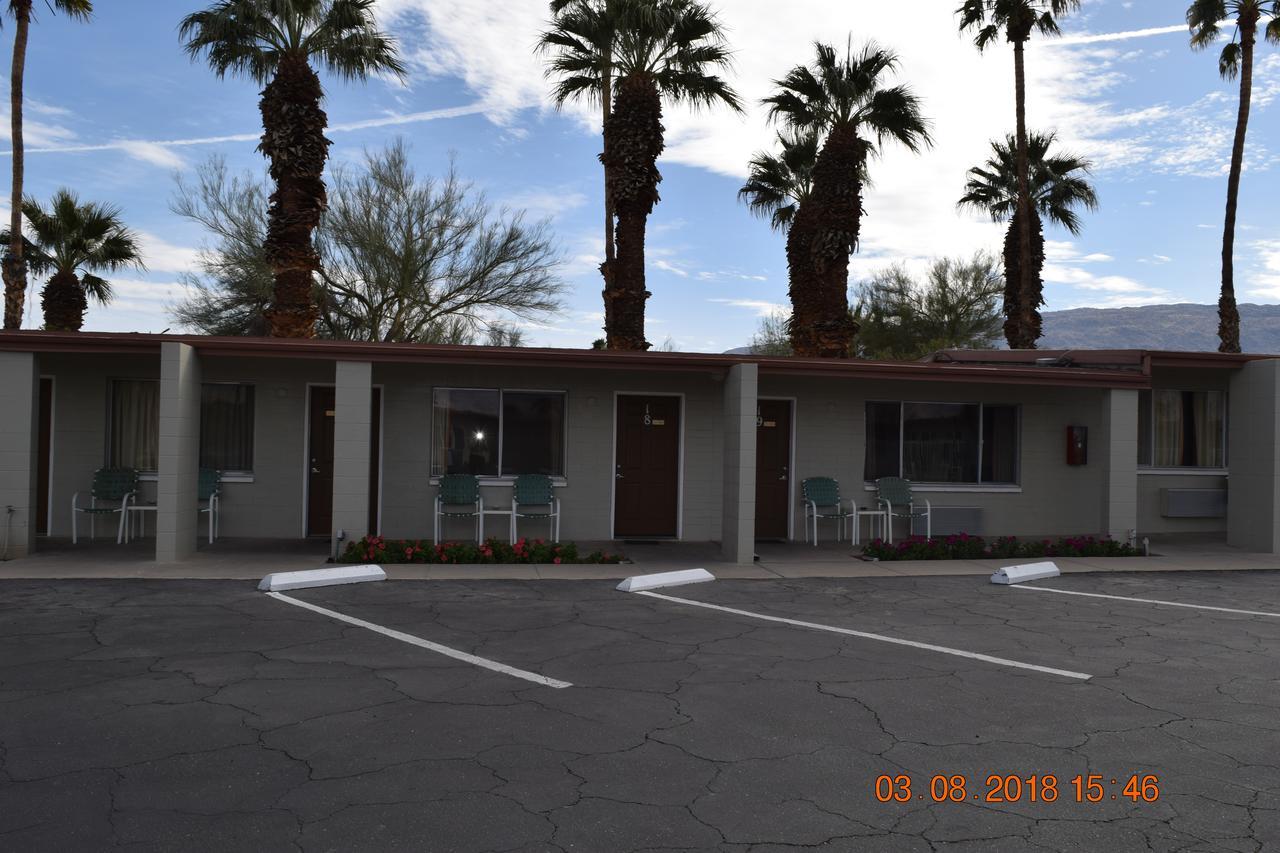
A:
[511,474,560,543]
[71,468,138,544]
[198,468,221,545]
[434,473,482,543]
[801,477,854,546]
[875,477,931,543]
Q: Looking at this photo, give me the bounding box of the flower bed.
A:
[861,533,1140,562]
[338,535,625,565]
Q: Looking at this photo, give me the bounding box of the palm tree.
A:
[0,189,143,331]
[738,128,820,232]
[540,0,740,350]
[763,40,931,358]
[2,0,92,330]
[180,0,404,339]
[958,0,1081,350]
[1188,1,1280,353]
[958,131,1097,348]
[543,0,621,335]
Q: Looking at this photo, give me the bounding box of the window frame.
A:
[864,399,1022,489]
[1137,388,1229,473]
[429,386,569,482]
[105,378,258,481]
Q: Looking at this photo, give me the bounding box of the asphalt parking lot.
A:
[2,571,1280,852]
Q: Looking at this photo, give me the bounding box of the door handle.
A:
[779,466,788,481]
[615,465,624,479]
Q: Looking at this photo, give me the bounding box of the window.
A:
[109,379,160,471]
[108,380,256,473]
[432,388,566,477]
[864,401,1019,485]
[1138,389,1226,468]
[200,384,255,472]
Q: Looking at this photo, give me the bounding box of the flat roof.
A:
[2,330,1264,389]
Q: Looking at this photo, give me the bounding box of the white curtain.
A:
[110,380,159,470]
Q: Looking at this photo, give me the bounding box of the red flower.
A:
[553,557,562,565]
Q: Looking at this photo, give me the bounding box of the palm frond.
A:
[957,131,1096,233]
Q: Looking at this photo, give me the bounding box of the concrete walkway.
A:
[2,536,1278,580]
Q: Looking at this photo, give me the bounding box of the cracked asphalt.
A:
[2,571,1280,852]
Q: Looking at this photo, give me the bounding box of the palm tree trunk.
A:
[787,123,862,358]
[601,73,662,351]
[1218,21,1255,354]
[1012,37,1037,349]
[1002,209,1046,349]
[2,0,31,330]
[598,58,616,340]
[41,270,86,332]
[259,51,330,338]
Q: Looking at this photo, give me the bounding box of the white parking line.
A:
[267,592,572,689]
[1012,584,1280,618]
[635,591,1092,681]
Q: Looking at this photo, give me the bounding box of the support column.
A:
[1228,360,1280,552]
[721,363,758,564]
[1099,388,1138,542]
[0,352,39,559]
[157,342,201,562]
[332,361,372,556]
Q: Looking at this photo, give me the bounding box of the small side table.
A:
[852,508,886,546]
[123,501,158,544]
[480,505,513,543]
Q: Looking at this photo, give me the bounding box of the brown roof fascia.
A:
[0,330,1148,387]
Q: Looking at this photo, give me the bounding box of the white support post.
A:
[0,352,39,558]
[721,363,758,564]
[332,361,373,556]
[1099,388,1138,542]
[157,342,201,562]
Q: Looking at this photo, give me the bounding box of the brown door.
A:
[307,386,381,537]
[754,399,792,540]
[36,378,52,535]
[614,395,680,538]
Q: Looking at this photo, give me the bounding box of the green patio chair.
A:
[198,468,221,545]
[801,477,854,546]
[71,468,138,544]
[875,477,931,543]
[511,474,560,543]
[434,473,482,543]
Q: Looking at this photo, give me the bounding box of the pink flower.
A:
[553,557,562,565]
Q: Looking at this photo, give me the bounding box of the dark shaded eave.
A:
[1,330,1156,388]
[930,348,1266,372]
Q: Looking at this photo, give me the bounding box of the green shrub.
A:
[338,535,625,565]
[861,533,1140,562]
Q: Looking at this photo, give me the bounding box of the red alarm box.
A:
[1066,425,1088,466]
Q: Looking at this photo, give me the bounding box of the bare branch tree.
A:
[171,139,565,344]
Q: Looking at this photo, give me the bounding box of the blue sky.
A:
[6,0,1279,351]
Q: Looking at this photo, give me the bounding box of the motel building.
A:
[2,331,1280,563]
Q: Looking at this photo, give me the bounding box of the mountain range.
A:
[1037,303,1280,353]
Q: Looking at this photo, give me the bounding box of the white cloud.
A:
[500,187,588,220]
[707,297,787,317]
[654,259,689,277]
[137,232,200,274]
[1246,237,1280,299]
[115,140,187,170]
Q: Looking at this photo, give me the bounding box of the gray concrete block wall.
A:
[332,361,373,550]
[373,363,724,543]
[1228,360,1280,553]
[0,352,39,557]
[761,376,1113,539]
[156,343,201,561]
[721,364,757,563]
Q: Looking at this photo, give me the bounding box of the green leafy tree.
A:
[958,0,1081,350]
[853,253,1004,360]
[2,0,92,330]
[958,131,1097,347]
[763,40,931,358]
[180,0,404,338]
[1187,0,1280,353]
[0,189,143,331]
[540,0,740,351]
[171,142,564,344]
[748,309,793,357]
